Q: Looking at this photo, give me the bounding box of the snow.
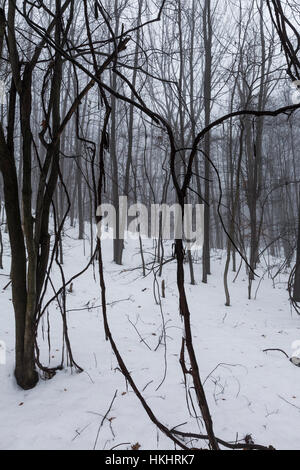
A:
[1,226,300,450]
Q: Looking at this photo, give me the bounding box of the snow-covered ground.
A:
[1,226,300,450]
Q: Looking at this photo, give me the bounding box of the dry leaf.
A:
[131,442,141,450]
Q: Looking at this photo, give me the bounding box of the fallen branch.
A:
[263,349,289,359]
[93,390,118,450]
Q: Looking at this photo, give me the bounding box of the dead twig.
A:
[93,390,118,450]
[263,349,289,359]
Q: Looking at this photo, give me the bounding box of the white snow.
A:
[1,227,300,450]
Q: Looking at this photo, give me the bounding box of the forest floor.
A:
[1,226,300,450]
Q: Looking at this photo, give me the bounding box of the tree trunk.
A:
[202,0,212,283]
[293,196,300,301]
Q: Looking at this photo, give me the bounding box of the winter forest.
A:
[1,0,300,452]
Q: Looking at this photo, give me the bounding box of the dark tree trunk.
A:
[293,200,300,302]
[202,0,212,283]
